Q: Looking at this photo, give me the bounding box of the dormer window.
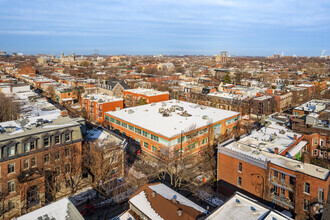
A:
[65,133,70,142]
[7,146,15,157]
[43,137,50,147]
[54,135,60,144]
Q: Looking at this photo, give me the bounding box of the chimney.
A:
[302,152,311,164]
[294,134,297,140]
[274,147,279,154]
[151,191,156,198]
[61,110,68,117]
[177,208,182,217]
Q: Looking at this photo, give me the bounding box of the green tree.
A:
[223,72,231,84]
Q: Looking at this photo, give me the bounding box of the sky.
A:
[0,0,329,56]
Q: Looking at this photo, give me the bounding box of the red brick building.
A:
[105,100,240,159]
[217,137,330,219]
[81,94,123,124]
[123,88,169,107]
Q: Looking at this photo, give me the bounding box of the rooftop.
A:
[219,137,329,180]
[17,198,84,220]
[124,88,169,96]
[106,100,240,139]
[206,192,292,220]
[0,115,82,142]
[83,93,123,103]
[294,99,329,113]
[129,183,206,220]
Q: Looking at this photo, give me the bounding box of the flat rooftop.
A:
[106,100,240,139]
[294,99,329,113]
[220,137,329,180]
[83,94,123,103]
[124,88,169,97]
[206,192,291,220]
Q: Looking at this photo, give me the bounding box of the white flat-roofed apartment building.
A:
[104,100,240,158]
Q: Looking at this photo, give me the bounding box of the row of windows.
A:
[7,148,71,175]
[226,116,240,126]
[6,163,72,194]
[6,134,71,158]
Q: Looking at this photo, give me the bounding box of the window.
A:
[273,170,278,179]
[318,188,324,203]
[115,120,121,125]
[30,141,35,150]
[272,185,278,195]
[24,143,30,152]
[237,177,242,187]
[24,159,29,169]
[54,135,60,144]
[122,122,127,128]
[27,186,40,208]
[7,146,15,156]
[314,138,318,145]
[142,131,149,138]
[304,182,310,194]
[320,139,324,146]
[110,117,115,123]
[151,134,159,142]
[303,199,310,211]
[44,154,50,163]
[65,147,71,157]
[201,138,208,145]
[314,149,318,156]
[129,125,134,131]
[135,127,141,134]
[143,142,149,149]
[152,146,157,152]
[55,151,60,160]
[8,200,15,210]
[31,157,36,167]
[8,180,15,193]
[68,93,70,96]
[65,133,70,142]
[280,188,285,196]
[65,163,71,173]
[280,173,285,182]
[43,137,50,147]
[238,162,242,172]
[8,163,15,174]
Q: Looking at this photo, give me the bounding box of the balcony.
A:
[270,193,294,209]
[270,176,295,191]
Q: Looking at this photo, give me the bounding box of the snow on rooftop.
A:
[286,141,307,158]
[222,137,329,180]
[206,193,269,220]
[125,88,169,96]
[84,93,123,103]
[119,211,136,220]
[17,198,83,220]
[148,184,206,213]
[106,100,240,139]
[130,191,164,220]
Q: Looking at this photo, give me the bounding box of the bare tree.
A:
[0,93,20,122]
[83,140,124,198]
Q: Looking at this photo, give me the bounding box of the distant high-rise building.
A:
[216,51,229,63]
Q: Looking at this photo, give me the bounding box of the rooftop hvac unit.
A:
[128,109,134,114]
[202,115,209,120]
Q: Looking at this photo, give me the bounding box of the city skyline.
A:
[1,0,330,56]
